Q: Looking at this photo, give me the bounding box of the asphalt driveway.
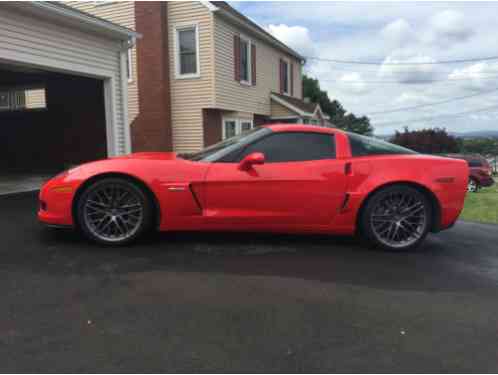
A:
[2,192,498,372]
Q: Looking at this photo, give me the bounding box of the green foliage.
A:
[461,183,498,224]
[302,75,374,135]
[390,127,461,154]
[461,138,498,155]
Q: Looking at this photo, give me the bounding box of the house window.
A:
[0,92,10,110]
[241,120,253,132]
[239,37,251,84]
[175,24,199,78]
[126,49,133,83]
[0,87,46,112]
[281,60,289,94]
[222,118,254,139]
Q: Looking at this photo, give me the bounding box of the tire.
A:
[467,177,479,193]
[76,177,153,246]
[360,185,432,251]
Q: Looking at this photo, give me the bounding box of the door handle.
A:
[344,162,353,176]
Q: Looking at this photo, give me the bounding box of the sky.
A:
[229,1,498,135]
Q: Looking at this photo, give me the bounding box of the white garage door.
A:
[0,2,134,155]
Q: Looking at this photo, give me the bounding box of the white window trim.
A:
[127,48,133,83]
[239,35,252,86]
[281,57,290,95]
[174,22,200,80]
[222,117,254,139]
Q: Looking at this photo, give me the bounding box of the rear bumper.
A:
[478,176,495,187]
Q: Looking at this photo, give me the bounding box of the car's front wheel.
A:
[76,177,153,245]
[360,185,432,251]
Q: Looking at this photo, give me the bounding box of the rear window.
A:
[347,132,417,157]
[468,159,483,167]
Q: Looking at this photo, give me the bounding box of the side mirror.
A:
[239,152,265,170]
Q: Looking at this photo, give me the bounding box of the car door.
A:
[202,131,348,228]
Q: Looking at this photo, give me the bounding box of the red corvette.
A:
[38,125,468,251]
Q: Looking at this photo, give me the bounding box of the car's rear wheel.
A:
[76,178,153,245]
[467,177,479,193]
[360,185,432,251]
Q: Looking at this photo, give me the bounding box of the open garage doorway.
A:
[0,63,108,195]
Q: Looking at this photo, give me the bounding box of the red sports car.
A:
[38,125,468,251]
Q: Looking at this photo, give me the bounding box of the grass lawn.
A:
[460,179,498,224]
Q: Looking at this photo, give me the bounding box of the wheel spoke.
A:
[83,183,144,242]
[370,190,427,249]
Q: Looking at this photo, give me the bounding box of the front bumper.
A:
[38,174,83,227]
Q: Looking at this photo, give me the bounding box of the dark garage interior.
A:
[0,63,108,193]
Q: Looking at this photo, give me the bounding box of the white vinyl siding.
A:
[0,4,128,155]
[271,100,298,118]
[213,15,303,116]
[168,2,214,153]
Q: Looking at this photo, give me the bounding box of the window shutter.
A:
[279,59,284,94]
[251,44,256,85]
[234,35,240,81]
[290,63,294,96]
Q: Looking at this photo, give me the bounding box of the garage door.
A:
[0,2,133,156]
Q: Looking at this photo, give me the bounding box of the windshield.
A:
[179,127,271,162]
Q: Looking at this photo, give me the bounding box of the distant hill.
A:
[449,131,498,139]
[376,130,498,140]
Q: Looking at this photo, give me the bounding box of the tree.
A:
[302,75,374,135]
[461,138,498,156]
[390,127,461,154]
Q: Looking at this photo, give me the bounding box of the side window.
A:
[347,132,417,156]
[237,132,335,163]
[468,160,483,167]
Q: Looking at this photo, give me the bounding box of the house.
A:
[0,1,138,194]
[66,1,328,153]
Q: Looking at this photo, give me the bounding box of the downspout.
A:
[119,37,136,154]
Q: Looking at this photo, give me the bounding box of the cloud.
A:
[380,19,416,47]
[378,53,439,84]
[448,62,498,91]
[265,24,316,57]
[337,73,369,95]
[394,92,433,105]
[425,10,474,46]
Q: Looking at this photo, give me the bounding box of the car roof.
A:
[264,124,342,135]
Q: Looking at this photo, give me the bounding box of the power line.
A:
[374,104,498,127]
[305,55,498,65]
[365,88,498,116]
[305,63,498,75]
[314,75,498,84]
